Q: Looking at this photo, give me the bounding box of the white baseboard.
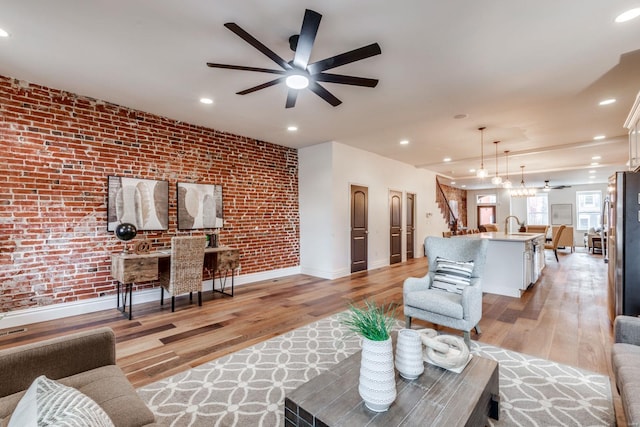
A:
[0,266,302,330]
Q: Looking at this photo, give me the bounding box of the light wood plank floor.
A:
[0,246,623,424]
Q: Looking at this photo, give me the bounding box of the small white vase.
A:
[359,336,396,412]
[395,328,424,379]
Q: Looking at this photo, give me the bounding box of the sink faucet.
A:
[504,215,522,234]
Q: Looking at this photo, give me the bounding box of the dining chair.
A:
[544,225,566,262]
[159,235,206,312]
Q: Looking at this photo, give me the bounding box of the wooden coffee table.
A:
[285,348,499,426]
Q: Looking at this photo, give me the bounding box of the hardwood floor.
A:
[0,246,622,424]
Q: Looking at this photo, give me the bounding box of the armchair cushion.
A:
[405,289,463,319]
[432,257,474,294]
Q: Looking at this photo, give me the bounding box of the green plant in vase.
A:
[341,299,398,412]
[341,299,397,341]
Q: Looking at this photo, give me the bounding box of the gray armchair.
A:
[403,236,488,345]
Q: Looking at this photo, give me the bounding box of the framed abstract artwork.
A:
[177,182,224,229]
[551,203,572,225]
[107,176,169,231]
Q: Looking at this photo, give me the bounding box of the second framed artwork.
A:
[177,182,224,229]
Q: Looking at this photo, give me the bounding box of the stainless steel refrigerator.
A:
[607,171,640,322]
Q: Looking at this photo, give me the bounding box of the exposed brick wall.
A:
[0,75,299,312]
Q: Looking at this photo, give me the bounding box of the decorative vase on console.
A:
[340,300,397,412]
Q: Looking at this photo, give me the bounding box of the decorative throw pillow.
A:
[9,375,114,427]
[431,257,474,294]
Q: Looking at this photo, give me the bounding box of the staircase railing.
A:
[435,176,458,233]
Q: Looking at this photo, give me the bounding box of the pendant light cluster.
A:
[474,127,533,196]
[476,127,488,178]
[502,150,513,189]
[490,141,503,185]
[510,165,537,197]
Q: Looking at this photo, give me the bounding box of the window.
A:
[527,194,549,225]
[476,194,496,204]
[576,191,602,231]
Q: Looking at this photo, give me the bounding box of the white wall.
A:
[299,141,447,279]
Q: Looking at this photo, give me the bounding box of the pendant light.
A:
[476,127,487,178]
[491,141,503,185]
[502,150,512,188]
[510,165,537,197]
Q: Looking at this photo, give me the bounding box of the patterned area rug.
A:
[137,314,614,426]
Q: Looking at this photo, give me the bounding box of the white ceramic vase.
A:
[359,336,397,412]
[395,328,425,380]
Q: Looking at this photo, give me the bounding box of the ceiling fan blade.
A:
[236,77,286,95]
[314,73,379,87]
[206,63,286,75]
[308,81,342,106]
[307,43,381,74]
[293,9,322,69]
[285,90,298,108]
[224,23,292,71]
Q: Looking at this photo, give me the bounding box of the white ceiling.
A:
[2,1,640,190]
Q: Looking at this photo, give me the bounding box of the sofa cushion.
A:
[611,343,640,386]
[9,375,114,427]
[0,366,155,427]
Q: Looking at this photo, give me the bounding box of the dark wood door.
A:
[351,185,368,273]
[389,190,402,265]
[406,193,415,259]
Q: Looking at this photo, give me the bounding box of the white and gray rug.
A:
[137,314,614,426]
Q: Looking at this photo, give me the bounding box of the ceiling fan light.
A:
[286,74,309,89]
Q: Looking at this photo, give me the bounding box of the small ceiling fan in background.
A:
[206,9,381,108]
[543,180,572,191]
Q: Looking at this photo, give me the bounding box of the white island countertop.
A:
[473,232,545,242]
[456,231,546,297]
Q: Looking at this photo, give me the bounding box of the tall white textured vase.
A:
[359,336,397,412]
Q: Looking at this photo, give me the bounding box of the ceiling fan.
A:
[206,9,381,108]
[543,180,572,191]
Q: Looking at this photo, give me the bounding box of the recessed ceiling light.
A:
[469,168,476,173]
[589,170,596,174]
[461,185,466,188]
[451,181,456,185]
[591,162,600,166]
[0,28,9,38]
[199,97,213,104]
[599,98,616,106]
[593,135,606,140]
[443,157,452,162]
[615,8,640,23]
[287,126,298,132]
[592,155,602,160]
[400,139,409,145]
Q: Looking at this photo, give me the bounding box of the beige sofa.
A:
[0,327,156,427]
[612,315,640,425]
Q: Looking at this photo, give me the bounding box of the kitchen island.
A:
[457,232,546,298]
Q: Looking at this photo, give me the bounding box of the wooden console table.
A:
[285,349,499,426]
[110,246,239,319]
